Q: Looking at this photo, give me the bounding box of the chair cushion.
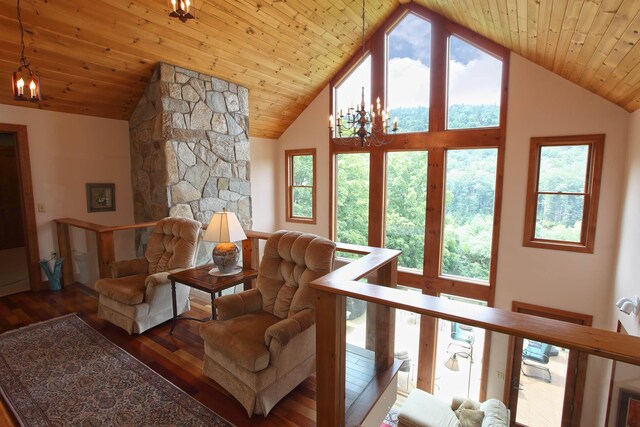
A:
[479,399,508,427]
[200,312,281,372]
[95,274,147,305]
[146,217,201,274]
[257,231,335,319]
[398,389,460,427]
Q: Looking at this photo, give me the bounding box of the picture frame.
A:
[617,388,640,427]
[86,183,115,213]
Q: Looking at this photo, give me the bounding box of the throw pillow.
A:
[457,408,485,427]
[454,398,480,417]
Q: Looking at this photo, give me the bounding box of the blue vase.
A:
[39,258,64,291]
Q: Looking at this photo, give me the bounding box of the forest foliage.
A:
[297,105,585,282]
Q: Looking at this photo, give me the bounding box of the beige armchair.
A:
[95,217,201,334]
[200,230,336,416]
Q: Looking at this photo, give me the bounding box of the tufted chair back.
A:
[257,230,336,319]
[145,217,201,274]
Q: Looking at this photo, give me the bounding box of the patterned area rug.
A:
[381,407,399,427]
[0,314,233,426]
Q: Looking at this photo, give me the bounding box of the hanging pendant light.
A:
[11,0,41,102]
[329,0,398,148]
[169,0,194,23]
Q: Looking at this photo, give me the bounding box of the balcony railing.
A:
[54,220,640,427]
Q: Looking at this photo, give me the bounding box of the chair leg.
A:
[521,359,551,383]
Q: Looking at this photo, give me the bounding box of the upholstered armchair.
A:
[199,230,336,416]
[95,217,201,334]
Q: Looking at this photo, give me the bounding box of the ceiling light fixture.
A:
[11,0,40,102]
[616,295,639,315]
[169,0,194,23]
[329,0,398,147]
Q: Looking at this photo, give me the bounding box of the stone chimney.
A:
[128,63,252,234]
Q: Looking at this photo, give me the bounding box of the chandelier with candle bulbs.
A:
[169,0,194,22]
[329,0,398,148]
[11,0,41,102]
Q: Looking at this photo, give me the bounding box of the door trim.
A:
[0,124,42,291]
[504,301,592,427]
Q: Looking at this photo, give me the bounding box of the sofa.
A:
[398,389,509,427]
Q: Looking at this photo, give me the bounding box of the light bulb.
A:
[29,80,36,98]
[17,78,24,96]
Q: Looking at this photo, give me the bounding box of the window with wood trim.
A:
[285,149,316,224]
[523,134,604,253]
[329,3,509,402]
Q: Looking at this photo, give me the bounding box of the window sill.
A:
[523,239,593,254]
[285,217,316,225]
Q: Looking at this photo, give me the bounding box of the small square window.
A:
[286,149,316,224]
[523,135,604,253]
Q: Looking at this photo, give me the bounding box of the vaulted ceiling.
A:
[0,0,639,139]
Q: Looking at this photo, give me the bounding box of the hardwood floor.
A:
[0,284,317,427]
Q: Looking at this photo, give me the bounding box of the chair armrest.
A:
[264,309,315,348]
[214,288,262,320]
[110,258,148,278]
[144,268,187,302]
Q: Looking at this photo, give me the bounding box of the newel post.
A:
[241,237,260,290]
[373,258,397,369]
[316,290,346,427]
[96,231,115,279]
[55,221,73,285]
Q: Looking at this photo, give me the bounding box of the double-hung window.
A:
[523,134,605,253]
[285,149,316,224]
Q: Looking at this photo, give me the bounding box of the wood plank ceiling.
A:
[0,0,639,139]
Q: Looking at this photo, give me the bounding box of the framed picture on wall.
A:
[86,183,115,213]
[617,388,640,427]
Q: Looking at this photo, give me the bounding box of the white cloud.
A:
[334,51,502,116]
[448,56,502,105]
[335,56,371,114]
[388,57,430,109]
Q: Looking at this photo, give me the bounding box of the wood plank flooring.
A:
[0,284,316,427]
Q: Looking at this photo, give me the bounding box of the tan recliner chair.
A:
[95,217,201,334]
[200,230,336,416]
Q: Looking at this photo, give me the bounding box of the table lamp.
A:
[203,208,247,276]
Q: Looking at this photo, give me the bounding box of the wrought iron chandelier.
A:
[329,0,398,148]
[11,0,40,102]
[169,0,194,23]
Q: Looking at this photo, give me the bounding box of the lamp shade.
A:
[203,209,247,243]
[444,354,460,371]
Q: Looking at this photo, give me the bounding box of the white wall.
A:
[275,86,331,238]
[0,104,134,284]
[488,53,630,424]
[249,136,277,233]
[605,108,640,426]
[612,108,640,337]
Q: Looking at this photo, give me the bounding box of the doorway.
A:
[504,302,591,427]
[0,124,40,295]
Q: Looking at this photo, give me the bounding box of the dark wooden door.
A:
[0,145,24,250]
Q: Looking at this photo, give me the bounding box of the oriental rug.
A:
[0,314,233,426]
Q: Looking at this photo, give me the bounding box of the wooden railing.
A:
[309,249,640,427]
[54,218,157,284]
[54,221,640,427]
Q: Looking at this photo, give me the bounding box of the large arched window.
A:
[330,3,508,402]
[386,13,432,133]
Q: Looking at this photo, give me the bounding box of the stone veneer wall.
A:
[128,63,252,237]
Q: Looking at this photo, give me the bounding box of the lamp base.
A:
[210,242,240,276]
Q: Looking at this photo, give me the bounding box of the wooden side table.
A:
[168,265,258,334]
